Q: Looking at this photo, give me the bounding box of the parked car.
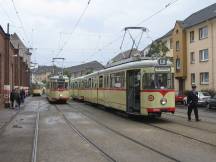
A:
[206,95,216,109]
[175,92,185,104]
[183,91,211,106]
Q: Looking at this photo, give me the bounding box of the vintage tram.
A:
[32,82,44,96]
[70,58,175,117]
[46,75,70,103]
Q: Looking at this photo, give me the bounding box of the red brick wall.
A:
[0,31,5,108]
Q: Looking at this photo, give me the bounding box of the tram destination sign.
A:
[155,67,171,72]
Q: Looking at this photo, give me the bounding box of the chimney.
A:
[7,23,9,34]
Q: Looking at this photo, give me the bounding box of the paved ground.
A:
[0,96,216,162]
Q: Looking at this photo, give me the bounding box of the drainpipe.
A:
[4,23,11,107]
[211,22,214,89]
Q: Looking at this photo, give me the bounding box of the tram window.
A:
[87,78,91,88]
[92,78,97,88]
[104,75,109,88]
[58,82,64,88]
[74,82,78,88]
[143,73,174,89]
[99,76,103,88]
[65,83,68,88]
[110,72,125,88]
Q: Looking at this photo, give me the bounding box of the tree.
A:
[146,40,169,57]
[63,70,72,78]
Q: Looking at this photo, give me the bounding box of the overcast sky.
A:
[0,0,215,67]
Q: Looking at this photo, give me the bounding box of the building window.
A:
[176,41,180,51]
[200,72,209,84]
[199,49,208,62]
[190,31,194,43]
[191,73,195,85]
[190,52,195,64]
[199,26,208,39]
[176,58,180,70]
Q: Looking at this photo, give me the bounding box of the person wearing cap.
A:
[187,85,200,121]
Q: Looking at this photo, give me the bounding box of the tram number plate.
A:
[155,67,170,72]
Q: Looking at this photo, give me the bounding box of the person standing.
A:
[10,89,15,109]
[15,89,21,110]
[20,89,25,103]
[187,85,200,121]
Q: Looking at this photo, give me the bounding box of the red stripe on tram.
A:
[141,89,175,97]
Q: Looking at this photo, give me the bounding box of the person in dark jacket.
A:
[15,89,21,110]
[10,89,15,109]
[187,85,200,121]
[20,89,25,103]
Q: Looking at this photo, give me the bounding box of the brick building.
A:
[0,25,31,108]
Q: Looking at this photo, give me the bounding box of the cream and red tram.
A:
[46,75,70,103]
[70,59,175,116]
[32,82,44,96]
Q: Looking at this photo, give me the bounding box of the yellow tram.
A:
[46,75,70,103]
[71,58,175,117]
[32,82,44,96]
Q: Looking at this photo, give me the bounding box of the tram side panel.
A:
[105,89,126,111]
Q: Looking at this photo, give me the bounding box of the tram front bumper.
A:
[147,107,175,113]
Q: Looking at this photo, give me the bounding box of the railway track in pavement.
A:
[161,114,216,133]
[67,102,216,148]
[62,103,181,162]
[54,104,117,162]
[31,101,40,162]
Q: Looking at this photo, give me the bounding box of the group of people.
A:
[10,88,26,110]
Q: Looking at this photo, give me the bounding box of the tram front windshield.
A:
[57,81,68,89]
[143,73,174,89]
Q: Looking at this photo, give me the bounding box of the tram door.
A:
[126,70,141,113]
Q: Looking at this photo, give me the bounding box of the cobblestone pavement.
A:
[0,96,215,162]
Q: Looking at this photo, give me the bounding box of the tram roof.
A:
[71,59,172,81]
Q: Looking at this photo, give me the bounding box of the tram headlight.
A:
[160,98,167,105]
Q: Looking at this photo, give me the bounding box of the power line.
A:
[10,0,30,46]
[55,0,92,57]
[136,0,179,26]
[85,0,180,62]
[0,0,14,24]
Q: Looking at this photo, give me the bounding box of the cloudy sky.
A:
[0,0,215,67]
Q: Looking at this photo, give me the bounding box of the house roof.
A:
[181,3,216,28]
[65,61,104,73]
[110,48,141,63]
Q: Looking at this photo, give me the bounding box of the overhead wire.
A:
[83,0,180,63]
[10,0,30,46]
[136,0,179,26]
[55,0,92,57]
[0,0,14,24]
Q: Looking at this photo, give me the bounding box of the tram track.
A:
[159,115,216,134]
[54,104,117,162]
[31,101,40,162]
[65,103,181,162]
[167,112,216,125]
[175,108,216,121]
[68,102,216,149]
